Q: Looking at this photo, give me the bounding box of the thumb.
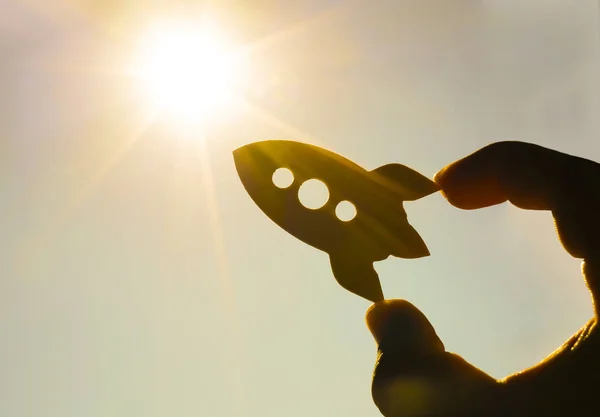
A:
[366,300,498,417]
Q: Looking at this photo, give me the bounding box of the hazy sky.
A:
[2,1,600,416]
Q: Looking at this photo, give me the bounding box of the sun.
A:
[134,22,244,127]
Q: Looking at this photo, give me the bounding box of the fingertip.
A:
[432,167,447,185]
[433,159,507,210]
[366,300,408,342]
[366,299,445,352]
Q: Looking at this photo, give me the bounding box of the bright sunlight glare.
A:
[134,22,245,127]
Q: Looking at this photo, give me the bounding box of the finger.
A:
[500,318,600,415]
[366,300,498,416]
[435,140,600,259]
[435,141,600,311]
[366,299,445,352]
[433,141,600,212]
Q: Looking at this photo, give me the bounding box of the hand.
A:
[367,141,600,417]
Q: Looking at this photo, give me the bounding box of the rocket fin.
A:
[329,253,384,302]
[371,163,440,201]
[390,223,431,259]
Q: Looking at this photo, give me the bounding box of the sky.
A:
[2,1,600,416]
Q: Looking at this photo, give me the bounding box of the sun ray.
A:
[190,134,246,411]
[236,1,353,58]
[194,137,237,322]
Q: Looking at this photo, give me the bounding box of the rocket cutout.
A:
[233,140,439,302]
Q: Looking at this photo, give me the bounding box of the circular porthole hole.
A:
[298,179,329,209]
[335,200,357,221]
[272,168,294,188]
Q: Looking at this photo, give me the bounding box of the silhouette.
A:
[367,142,600,416]
[233,140,439,302]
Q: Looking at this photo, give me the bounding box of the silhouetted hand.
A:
[367,142,600,417]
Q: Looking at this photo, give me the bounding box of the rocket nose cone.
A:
[233,141,278,173]
[232,143,252,167]
[366,300,445,353]
[233,143,264,182]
